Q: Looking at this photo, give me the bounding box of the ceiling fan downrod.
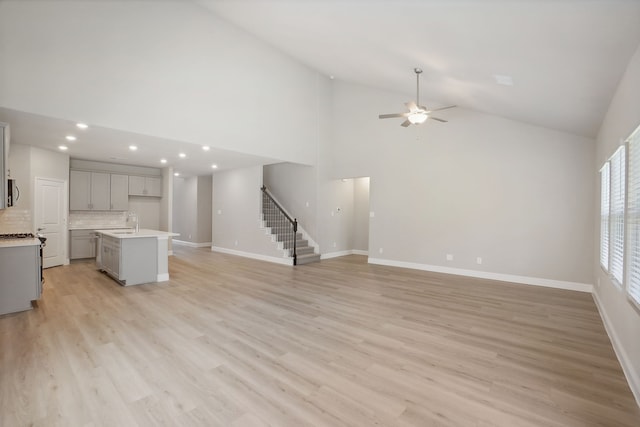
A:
[414,68,422,108]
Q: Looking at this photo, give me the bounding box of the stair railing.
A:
[261,186,298,265]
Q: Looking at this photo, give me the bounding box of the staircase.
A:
[261,187,320,266]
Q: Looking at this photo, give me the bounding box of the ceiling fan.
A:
[379,68,455,127]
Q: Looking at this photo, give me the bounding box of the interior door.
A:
[35,177,66,268]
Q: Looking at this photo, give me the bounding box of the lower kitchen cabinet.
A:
[69,230,97,259]
[0,244,41,315]
[99,235,157,285]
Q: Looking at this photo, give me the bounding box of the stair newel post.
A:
[293,219,298,266]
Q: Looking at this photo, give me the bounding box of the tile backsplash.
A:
[69,211,128,229]
[0,209,33,233]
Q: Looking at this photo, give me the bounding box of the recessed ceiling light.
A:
[160,158,167,164]
[493,74,514,86]
[179,153,186,158]
[76,123,88,129]
[65,135,77,141]
[174,172,180,177]
[58,145,68,151]
[211,164,218,169]
[129,145,138,151]
[202,146,210,151]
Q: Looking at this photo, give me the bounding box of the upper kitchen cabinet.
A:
[69,170,129,211]
[70,170,107,210]
[129,175,162,197]
[110,174,129,210]
[0,123,8,210]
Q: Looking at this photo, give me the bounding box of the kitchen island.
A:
[95,229,179,286]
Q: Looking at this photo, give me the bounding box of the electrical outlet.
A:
[235,240,238,246]
[379,247,384,254]
[333,242,337,248]
[446,254,453,261]
[370,211,375,218]
[476,257,482,265]
[217,209,222,215]
[305,201,309,207]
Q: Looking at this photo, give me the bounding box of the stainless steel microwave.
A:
[7,179,18,207]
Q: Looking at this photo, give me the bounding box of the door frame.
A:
[34,176,69,266]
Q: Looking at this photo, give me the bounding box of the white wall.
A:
[172,175,212,244]
[352,177,370,252]
[196,175,212,243]
[263,162,318,238]
[212,166,284,260]
[0,0,320,165]
[594,42,640,403]
[331,80,595,285]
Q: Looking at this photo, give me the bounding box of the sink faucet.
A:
[127,212,140,232]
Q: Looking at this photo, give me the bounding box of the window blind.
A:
[626,128,640,307]
[610,146,625,286]
[600,163,610,270]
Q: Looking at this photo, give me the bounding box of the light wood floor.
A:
[1,247,639,426]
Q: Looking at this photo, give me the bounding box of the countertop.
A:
[0,238,41,248]
[68,225,130,231]
[95,229,180,239]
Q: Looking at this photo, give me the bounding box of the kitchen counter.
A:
[94,229,178,239]
[68,225,129,230]
[95,229,179,286]
[0,238,41,248]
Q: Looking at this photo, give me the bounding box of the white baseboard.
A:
[156,273,169,282]
[168,250,173,256]
[212,246,293,266]
[367,258,593,293]
[321,249,368,260]
[173,239,212,248]
[592,291,640,407]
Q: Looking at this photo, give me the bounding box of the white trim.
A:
[172,239,212,248]
[321,249,369,260]
[212,246,293,266]
[156,273,170,282]
[168,250,173,256]
[592,291,640,407]
[367,258,593,293]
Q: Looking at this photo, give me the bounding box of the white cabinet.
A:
[110,174,129,210]
[100,235,120,279]
[0,244,41,315]
[98,234,157,285]
[90,172,110,210]
[70,171,129,211]
[129,175,162,197]
[69,230,96,259]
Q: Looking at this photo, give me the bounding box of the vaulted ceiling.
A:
[1,0,639,176]
[199,0,640,139]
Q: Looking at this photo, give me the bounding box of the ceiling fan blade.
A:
[401,119,411,127]
[405,101,419,112]
[379,112,409,119]
[429,116,448,123]
[428,105,456,113]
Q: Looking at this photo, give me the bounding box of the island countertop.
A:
[94,229,179,239]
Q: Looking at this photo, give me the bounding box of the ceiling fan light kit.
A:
[379,67,455,127]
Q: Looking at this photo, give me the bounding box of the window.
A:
[610,146,625,286]
[600,163,610,270]
[625,126,640,307]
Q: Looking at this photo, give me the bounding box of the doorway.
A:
[34,177,67,268]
